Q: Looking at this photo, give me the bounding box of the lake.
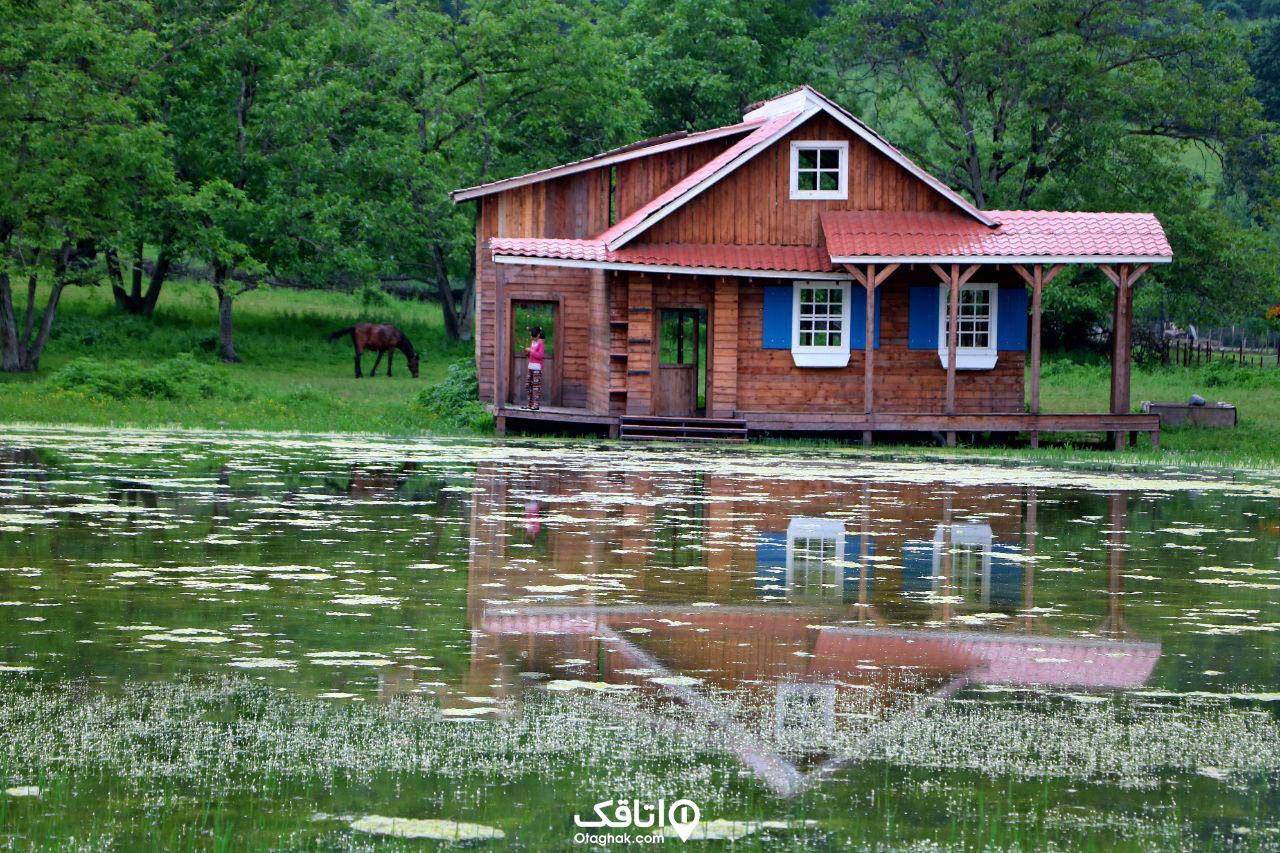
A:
[1,426,1278,848]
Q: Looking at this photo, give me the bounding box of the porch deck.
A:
[493,405,1160,447]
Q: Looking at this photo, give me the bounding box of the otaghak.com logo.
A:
[573,798,701,844]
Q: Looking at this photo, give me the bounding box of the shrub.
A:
[48,354,253,402]
[1199,359,1258,389]
[357,284,393,316]
[415,360,493,433]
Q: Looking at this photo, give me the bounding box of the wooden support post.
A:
[1013,264,1062,450]
[1100,263,1148,450]
[928,263,978,422]
[946,269,960,414]
[495,265,509,408]
[1112,266,1132,450]
[845,263,897,446]
[864,270,876,415]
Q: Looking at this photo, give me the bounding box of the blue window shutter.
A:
[908,286,939,350]
[848,286,883,351]
[762,286,792,349]
[989,543,1023,606]
[997,287,1029,351]
[755,533,788,596]
[849,286,866,350]
[842,534,875,601]
[902,541,935,592]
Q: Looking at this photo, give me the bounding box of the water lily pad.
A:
[349,815,504,841]
[545,679,637,692]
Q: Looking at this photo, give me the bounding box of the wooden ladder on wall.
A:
[618,415,748,443]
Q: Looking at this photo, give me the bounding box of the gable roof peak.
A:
[743,86,824,121]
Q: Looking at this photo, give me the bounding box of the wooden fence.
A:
[1167,338,1280,368]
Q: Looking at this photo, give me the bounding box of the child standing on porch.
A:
[524,326,544,410]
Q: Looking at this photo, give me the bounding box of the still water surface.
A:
[1,426,1278,848]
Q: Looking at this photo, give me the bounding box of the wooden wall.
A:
[615,137,739,221]
[733,273,1026,414]
[492,265,596,409]
[475,167,612,403]
[645,113,952,246]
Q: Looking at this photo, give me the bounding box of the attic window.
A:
[790,141,848,200]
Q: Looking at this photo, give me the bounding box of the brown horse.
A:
[329,323,420,378]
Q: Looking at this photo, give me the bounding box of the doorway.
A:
[656,307,707,417]
[508,300,561,407]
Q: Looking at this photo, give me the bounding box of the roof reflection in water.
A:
[400,467,1160,795]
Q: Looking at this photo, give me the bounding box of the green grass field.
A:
[1,279,1277,467]
[0,279,475,434]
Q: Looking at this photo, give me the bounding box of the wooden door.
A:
[656,308,704,417]
[508,300,561,406]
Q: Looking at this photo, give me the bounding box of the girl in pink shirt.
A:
[525,326,545,410]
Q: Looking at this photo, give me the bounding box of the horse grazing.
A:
[328,323,420,378]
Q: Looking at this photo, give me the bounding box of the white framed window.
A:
[931,522,995,606]
[937,283,998,370]
[792,281,851,367]
[789,140,848,200]
[774,682,837,737]
[786,517,846,602]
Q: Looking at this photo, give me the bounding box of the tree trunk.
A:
[0,268,22,372]
[214,271,240,363]
[1,256,67,373]
[139,245,170,316]
[430,241,474,342]
[109,241,169,316]
[25,278,65,372]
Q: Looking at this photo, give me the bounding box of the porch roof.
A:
[490,237,836,276]
[491,207,1172,275]
[822,210,1173,264]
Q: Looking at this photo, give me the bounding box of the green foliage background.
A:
[1,0,1279,373]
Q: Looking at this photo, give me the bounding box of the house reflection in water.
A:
[397,468,1160,795]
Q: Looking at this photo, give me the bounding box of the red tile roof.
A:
[822,210,1172,262]
[490,208,1172,273]
[449,118,765,201]
[489,237,834,273]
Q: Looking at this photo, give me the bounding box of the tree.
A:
[260,0,645,341]
[817,0,1280,326]
[0,0,170,372]
[613,0,821,133]
[157,0,320,361]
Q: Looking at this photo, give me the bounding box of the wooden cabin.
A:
[451,86,1173,447]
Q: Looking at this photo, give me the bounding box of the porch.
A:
[490,256,1162,449]
[493,405,1160,447]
